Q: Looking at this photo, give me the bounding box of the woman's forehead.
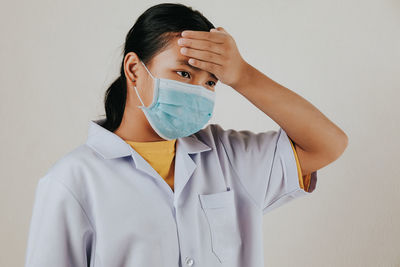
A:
[154,36,189,61]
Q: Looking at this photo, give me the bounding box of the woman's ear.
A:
[124,52,140,84]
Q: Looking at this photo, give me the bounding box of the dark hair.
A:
[100,3,215,132]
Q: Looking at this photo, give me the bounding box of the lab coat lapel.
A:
[174,135,211,204]
[130,149,165,183]
[87,119,173,196]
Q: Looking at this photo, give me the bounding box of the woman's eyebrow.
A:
[175,59,219,81]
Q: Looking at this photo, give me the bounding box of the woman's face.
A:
[124,35,219,108]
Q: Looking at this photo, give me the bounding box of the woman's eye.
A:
[177,71,191,79]
[207,81,216,87]
[176,71,216,87]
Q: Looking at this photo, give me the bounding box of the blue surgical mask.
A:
[133,60,216,140]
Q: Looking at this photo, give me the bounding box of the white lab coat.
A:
[24,118,317,267]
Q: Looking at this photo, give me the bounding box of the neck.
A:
[113,86,165,142]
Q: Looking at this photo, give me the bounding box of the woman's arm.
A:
[25,176,93,267]
[231,61,348,175]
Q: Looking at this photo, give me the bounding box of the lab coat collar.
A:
[85,118,212,160]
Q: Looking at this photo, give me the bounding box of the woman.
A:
[24,3,348,267]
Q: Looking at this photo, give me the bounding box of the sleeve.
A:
[214,124,317,215]
[24,176,94,267]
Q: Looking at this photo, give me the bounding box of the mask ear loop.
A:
[140,60,155,79]
[133,84,145,108]
[133,61,155,108]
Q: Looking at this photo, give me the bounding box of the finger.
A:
[181,30,225,44]
[211,27,227,33]
[180,47,223,66]
[217,27,228,34]
[188,58,222,75]
[177,38,224,55]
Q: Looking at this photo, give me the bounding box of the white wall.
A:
[1,0,399,266]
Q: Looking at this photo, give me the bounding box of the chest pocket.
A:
[199,189,242,263]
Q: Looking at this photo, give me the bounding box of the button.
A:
[185,256,194,266]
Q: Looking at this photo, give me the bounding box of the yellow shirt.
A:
[289,138,312,192]
[125,137,311,193]
[125,139,177,192]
